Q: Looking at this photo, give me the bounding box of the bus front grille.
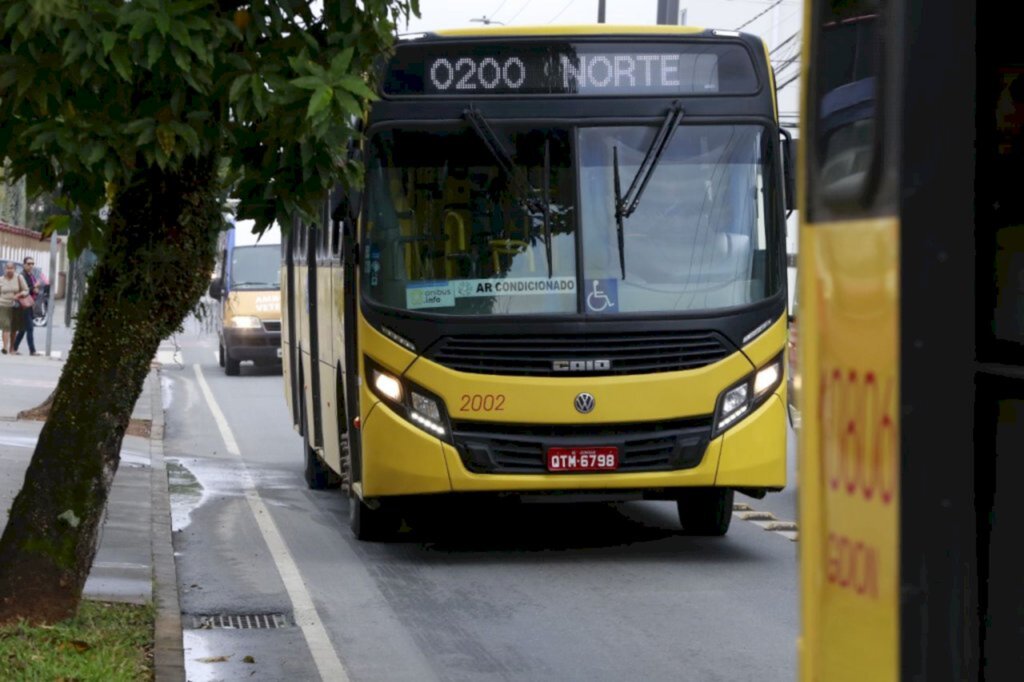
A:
[451,418,713,474]
[425,331,730,376]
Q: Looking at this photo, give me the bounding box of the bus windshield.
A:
[230,245,280,290]
[580,124,775,313]
[363,123,779,316]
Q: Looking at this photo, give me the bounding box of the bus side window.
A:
[810,0,884,216]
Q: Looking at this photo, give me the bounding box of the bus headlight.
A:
[754,360,782,397]
[366,357,450,440]
[230,315,262,329]
[372,369,403,402]
[714,354,783,435]
[410,392,446,437]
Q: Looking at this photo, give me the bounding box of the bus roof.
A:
[431,25,707,38]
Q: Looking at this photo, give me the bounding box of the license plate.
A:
[546,446,619,472]
[276,348,282,359]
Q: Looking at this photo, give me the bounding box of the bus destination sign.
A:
[382,42,758,97]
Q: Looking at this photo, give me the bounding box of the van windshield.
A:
[231,246,280,290]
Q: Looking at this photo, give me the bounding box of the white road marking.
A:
[192,364,349,682]
[212,351,220,365]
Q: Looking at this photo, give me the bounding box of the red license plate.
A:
[546,446,619,472]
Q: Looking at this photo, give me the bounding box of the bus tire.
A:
[225,355,241,376]
[676,488,734,536]
[348,494,401,542]
[218,343,225,368]
[304,438,333,490]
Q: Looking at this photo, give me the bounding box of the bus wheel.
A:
[218,343,225,368]
[676,488,734,536]
[348,494,402,542]
[225,355,241,376]
[303,435,333,490]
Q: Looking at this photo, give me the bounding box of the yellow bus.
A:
[283,25,796,540]
[796,1,1020,679]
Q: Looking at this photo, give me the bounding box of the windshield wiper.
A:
[612,100,684,279]
[463,105,553,278]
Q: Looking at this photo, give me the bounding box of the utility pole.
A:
[656,0,680,25]
[44,231,57,357]
[598,0,606,23]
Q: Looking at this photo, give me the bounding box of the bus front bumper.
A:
[358,391,787,498]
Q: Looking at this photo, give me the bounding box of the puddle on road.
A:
[162,376,174,411]
[168,459,206,531]
[167,457,300,529]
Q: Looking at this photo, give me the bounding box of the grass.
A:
[0,600,154,681]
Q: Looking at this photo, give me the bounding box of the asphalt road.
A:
[162,321,800,682]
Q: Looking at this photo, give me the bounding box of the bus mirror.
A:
[209,277,223,300]
[781,130,797,216]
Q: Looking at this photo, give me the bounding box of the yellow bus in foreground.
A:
[284,25,795,540]
[797,1,1021,679]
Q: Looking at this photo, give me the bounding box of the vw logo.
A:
[574,392,596,414]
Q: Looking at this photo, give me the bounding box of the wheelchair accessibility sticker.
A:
[586,278,618,314]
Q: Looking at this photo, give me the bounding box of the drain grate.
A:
[188,613,292,630]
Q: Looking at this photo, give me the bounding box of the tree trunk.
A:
[0,157,222,624]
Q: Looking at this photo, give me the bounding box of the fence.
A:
[0,220,68,298]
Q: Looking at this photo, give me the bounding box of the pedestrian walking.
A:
[14,257,45,356]
[0,262,30,355]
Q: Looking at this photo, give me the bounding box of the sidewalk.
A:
[0,329,184,680]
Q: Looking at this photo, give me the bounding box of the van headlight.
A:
[366,357,450,440]
[714,354,784,435]
[229,315,262,329]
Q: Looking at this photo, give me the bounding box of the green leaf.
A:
[168,20,191,48]
[170,42,192,72]
[101,31,118,55]
[110,45,133,81]
[123,118,155,134]
[154,11,170,36]
[83,143,106,166]
[329,48,354,79]
[290,76,323,91]
[4,3,26,30]
[169,121,199,152]
[334,90,362,118]
[0,68,16,93]
[147,33,164,67]
[250,76,267,117]
[228,74,249,102]
[337,75,378,101]
[128,15,153,42]
[307,86,333,119]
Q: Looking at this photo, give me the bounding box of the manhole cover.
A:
[188,613,292,630]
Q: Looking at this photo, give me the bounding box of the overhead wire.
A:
[546,0,574,24]
[507,0,536,24]
[735,0,785,31]
[489,0,511,20]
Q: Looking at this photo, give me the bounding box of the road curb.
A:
[147,367,185,681]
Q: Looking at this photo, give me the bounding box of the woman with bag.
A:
[14,257,43,356]
[0,261,30,355]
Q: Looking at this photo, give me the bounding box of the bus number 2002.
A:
[459,394,506,412]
